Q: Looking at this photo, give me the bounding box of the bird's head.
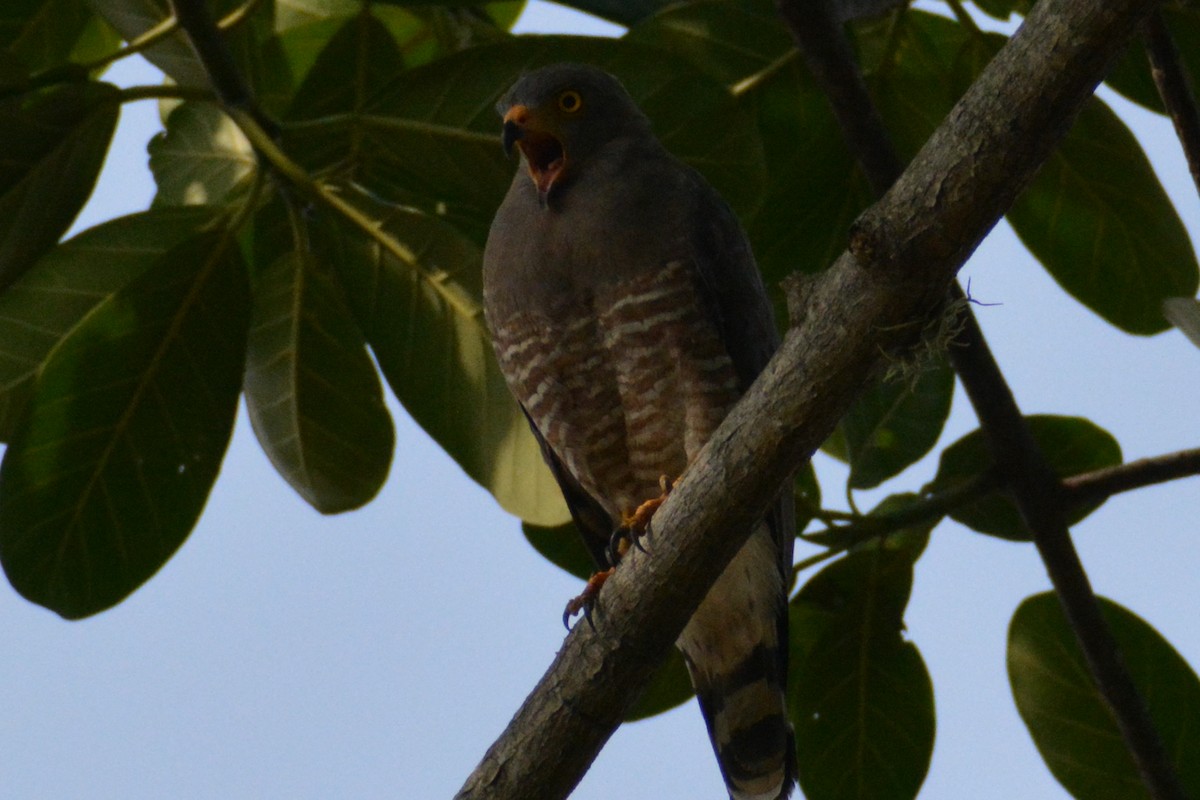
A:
[496,63,650,203]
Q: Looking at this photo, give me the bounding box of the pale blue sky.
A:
[2,3,1198,799]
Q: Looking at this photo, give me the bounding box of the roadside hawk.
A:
[482,63,795,800]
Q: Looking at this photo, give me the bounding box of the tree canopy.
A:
[1,0,1199,798]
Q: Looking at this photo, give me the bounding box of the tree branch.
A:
[457,0,1161,797]
[170,0,279,139]
[1065,447,1200,505]
[777,2,1187,797]
[1145,11,1200,199]
[801,446,1200,553]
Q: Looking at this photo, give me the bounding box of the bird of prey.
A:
[482,63,795,800]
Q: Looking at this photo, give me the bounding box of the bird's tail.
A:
[678,527,795,800]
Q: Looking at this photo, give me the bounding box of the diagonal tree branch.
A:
[778,1,1187,797]
[457,0,1161,797]
[1145,11,1200,198]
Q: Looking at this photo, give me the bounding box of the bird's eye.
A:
[557,90,583,113]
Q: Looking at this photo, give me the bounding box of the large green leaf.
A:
[0,81,119,289]
[284,34,766,243]
[244,250,393,513]
[0,225,250,618]
[311,187,567,525]
[149,102,257,208]
[286,12,403,122]
[857,10,1198,334]
[630,0,869,285]
[1008,96,1199,334]
[1,0,119,74]
[840,356,954,490]
[1009,593,1200,799]
[791,549,935,800]
[0,207,220,441]
[928,415,1123,541]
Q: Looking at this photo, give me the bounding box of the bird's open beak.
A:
[502,104,567,202]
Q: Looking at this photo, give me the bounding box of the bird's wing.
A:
[684,170,796,568]
[520,405,616,568]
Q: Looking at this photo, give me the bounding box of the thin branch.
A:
[458,0,1161,796]
[776,1,1187,797]
[1065,447,1200,505]
[950,288,1189,800]
[1145,12,1200,198]
[803,446,1200,551]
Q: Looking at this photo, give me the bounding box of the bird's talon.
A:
[562,567,613,630]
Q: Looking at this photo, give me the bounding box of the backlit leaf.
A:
[312,187,568,525]
[1009,593,1200,799]
[0,81,119,289]
[244,251,393,513]
[0,207,220,440]
[929,415,1122,541]
[840,357,954,489]
[791,549,935,800]
[149,102,256,208]
[0,226,250,618]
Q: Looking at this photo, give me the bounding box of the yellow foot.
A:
[563,567,614,630]
[608,475,677,565]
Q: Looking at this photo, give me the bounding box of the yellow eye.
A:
[557,90,583,113]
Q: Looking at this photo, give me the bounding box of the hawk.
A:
[482,63,795,800]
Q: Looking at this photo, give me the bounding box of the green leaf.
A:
[0,81,119,289]
[630,0,869,285]
[522,520,593,580]
[84,0,207,86]
[286,12,404,121]
[244,251,393,514]
[1163,297,1200,350]
[1008,96,1200,335]
[149,102,257,208]
[626,647,694,721]
[0,207,221,441]
[791,549,935,800]
[1009,593,1200,799]
[840,357,954,489]
[0,225,250,618]
[1,0,118,74]
[284,35,766,242]
[929,415,1123,541]
[313,187,568,525]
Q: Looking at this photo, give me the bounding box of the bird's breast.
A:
[489,260,740,518]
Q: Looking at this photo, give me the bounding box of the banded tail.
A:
[678,525,795,800]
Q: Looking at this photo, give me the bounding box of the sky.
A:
[2,3,1199,800]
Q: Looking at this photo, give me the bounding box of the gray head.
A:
[496,63,652,200]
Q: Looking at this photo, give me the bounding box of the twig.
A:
[458,0,1162,796]
[802,446,1200,551]
[1145,12,1200,198]
[1065,447,1200,505]
[775,1,1188,798]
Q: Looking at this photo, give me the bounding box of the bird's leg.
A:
[562,568,613,630]
[565,476,677,630]
[608,475,677,564]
